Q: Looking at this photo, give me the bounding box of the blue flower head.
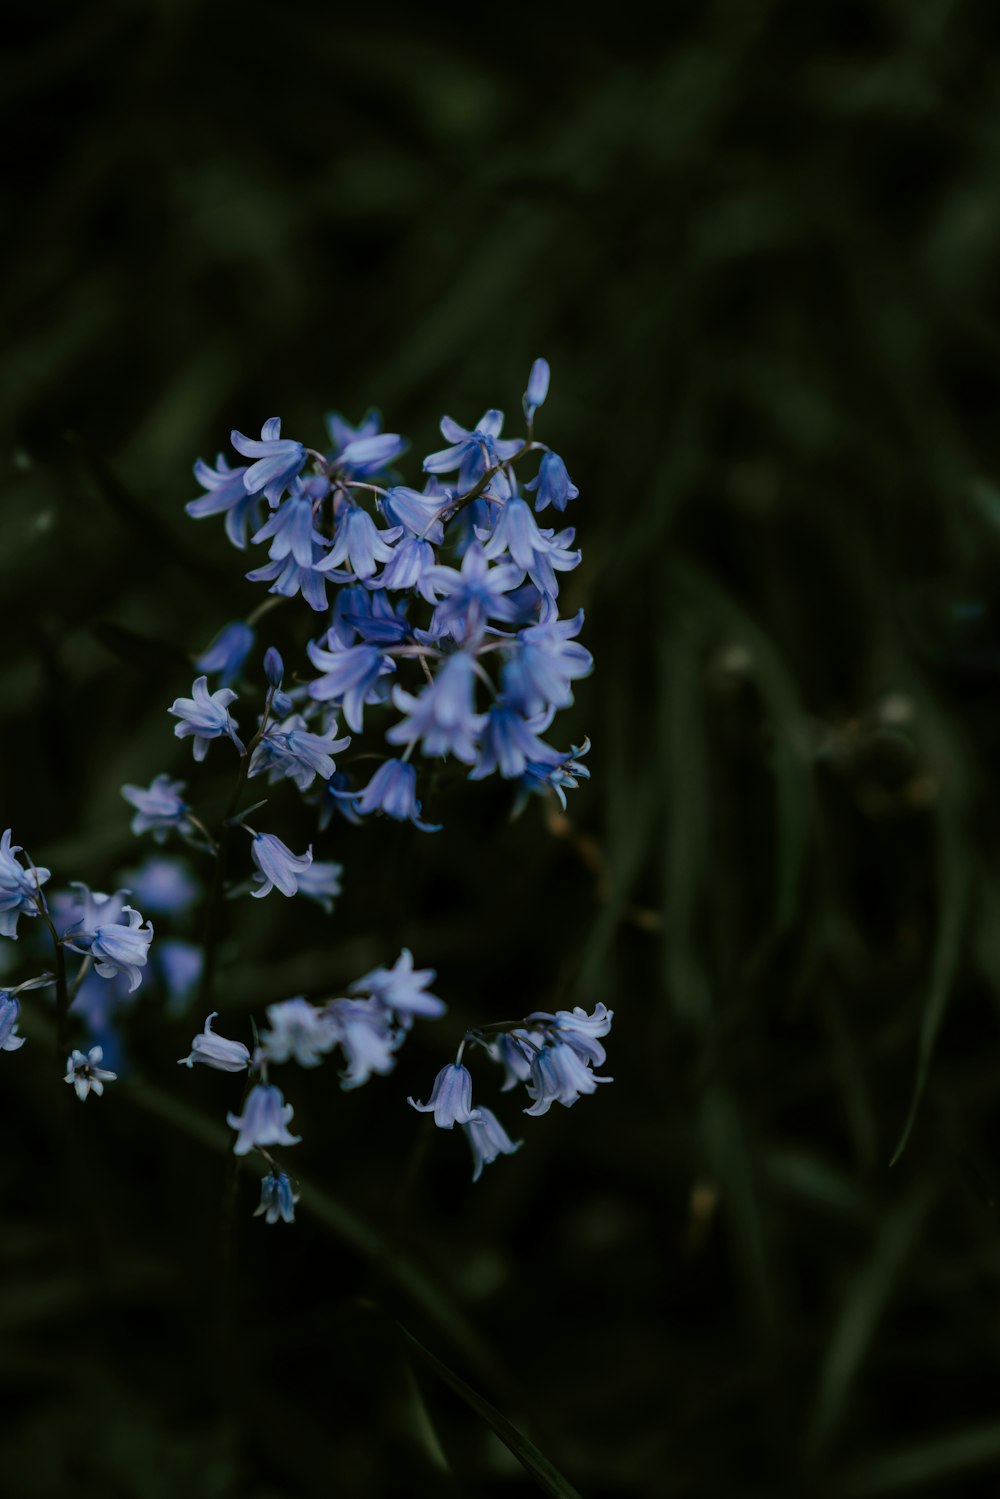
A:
[522,358,550,423]
[169,677,244,762]
[227,1083,301,1155]
[260,997,340,1068]
[325,409,408,479]
[523,1039,612,1116]
[252,488,326,568]
[470,701,564,781]
[351,948,445,1026]
[316,506,402,582]
[231,417,307,506]
[463,1107,522,1182]
[479,496,580,597]
[347,759,441,832]
[178,1012,250,1072]
[121,775,192,842]
[387,652,485,764]
[0,994,26,1052]
[408,1062,481,1129]
[64,886,153,993]
[423,409,521,487]
[186,454,262,549]
[424,543,525,644]
[195,622,256,687]
[524,451,579,514]
[325,998,402,1089]
[255,1171,299,1225]
[0,829,49,940]
[249,713,351,791]
[501,611,592,717]
[65,1045,117,1101]
[294,859,344,914]
[249,833,313,899]
[307,635,395,733]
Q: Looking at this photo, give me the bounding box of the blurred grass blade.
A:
[700,1085,777,1341]
[840,1421,1000,1495]
[807,1183,935,1454]
[890,811,972,1165]
[397,1321,584,1499]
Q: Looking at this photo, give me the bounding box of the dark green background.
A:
[6,2,1000,1495]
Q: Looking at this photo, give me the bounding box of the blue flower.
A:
[470,701,564,781]
[408,1062,481,1129]
[346,759,441,832]
[424,543,525,644]
[0,829,48,940]
[478,496,580,597]
[186,454,262,549]
[195,621,256,687]
[249,713,351,791]
[524,451,579,513]
[259,997,339,1068]
[117,856,200,917]
[492,1033,533,1092]
[178,1011,251,1072]
[169,676,244,762]
[293,859,343,914]
[65,1045,117,1101]
[330,585,412,647]
[523,1040,612,1116]
[325,998,402,1089]
[246,543,332,612]
[501,610,592,716]
[307,635,395,733]
[374,535,439,600]
[316,506,403,582]
[231,417,307,506]
[263,647,284,687]
[351,948,445,1026]
[325,409,408,479]
[518,739,591,811]
[0,995,25,1052]
[227,1083,301,1155]
[526,1002,613,1066]
[255,1171,299,1225]
[379,486,446,543]
[423,409,522,487]
[249,833,313,899]
[387,652,485,764]
[463,1107,522,1182]
[522,358,550,423]
[64,888,154,993]
[251,487,326,568]
[121,775,192,842]
[155,939,204,1016]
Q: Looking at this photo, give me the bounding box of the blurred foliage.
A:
[7,0,1000,1494]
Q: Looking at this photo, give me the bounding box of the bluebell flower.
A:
[316,506,403,582]
[523,1039,612,1116]
[330,585,411,648]
[464,1107,522,1182]
[121,775,193,842]
[259,997,339,1068]
[374,535,439,601]
[501,610,592,716]
[424,543,525,644]
[518,739,591,811]
[492,1033,534,1091]
[227,1083,301,1155]
[526,1002,613,1066]
[263,646,284,687]
[470,701,565,781]
[64,889,154,993]
[388,652,485,763]
[252,487,326,568]
[294,859,344,914]
[307,635,395,733]
[195,621,256,687]
[345,759,441,832]
[246,543,332,612]
[326,409,408,479]
[178,1011,251,1072]
[524,451,579,513]
[408,1062,481,1128]
[0,994,25,1052]
[379,486,446,543]
[255,1171,299,1224]
[522,358,550,423]
[249,713,351,791]
[186,454,262,549]
[117,856,200,917]
[65,1045,117,1101]
[479,496,580,597]
[0,829,48,939]
[351,948,445,1025]
[249,832,313,899]
[423,409,522,488]
[169,676,244,762]
[315,771,364,831]
[325,998,402,1089]
[155,939,204,1016]
[231,417,306,506]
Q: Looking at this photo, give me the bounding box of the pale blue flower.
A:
[249,713,351,791]
[294,860,344,914]
[121,775,192,842]
[64,889,154,993]
[501,611,592,716]
[326,998,402,1089]
[252,489,325,568]
[315,506,402,582]
[470,701,564,781]
[379,486,445,543]
[523,1040,612,1116]
[463,1107,522,1182]
[408,1062,481,1129]
[65,1045,116,1101]
[351,948,445,1026]
[255,1171,299,1224]
[155,939,204,1016]
[522,358,550,422]
[195,622,256,686]
[387,652,485,764]
[306,635,395,733]
[325,409,408,479]
[169,676,244,762]
[518,739,591,811]
[424,543,525,644]
[0,829,48,940]
[231,417,306,505]
[249,833,313,899]
[117,856,200,917]
[178,1011,250,1072]
[186,454,262,549]
[525,451,579,513]
[423,409,521,487]
[479,496,580,596]
[0,994,25,1052]
[246,543,332,612]
[259,997,340,1068]
[227,1083,301,1155]
[345,759,441,832]
[374,535,439,600]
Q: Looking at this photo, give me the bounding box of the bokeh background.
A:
[7,2,1000,1495]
